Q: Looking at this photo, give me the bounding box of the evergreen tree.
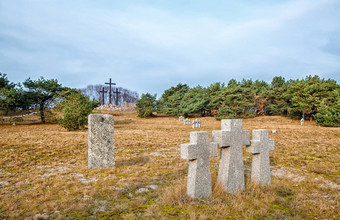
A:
[57,89,99,131]
[265,76,289,115]
[23,77,64,123]
[157,83,189,116]
[179,86,209,117]
[136,93,157,117]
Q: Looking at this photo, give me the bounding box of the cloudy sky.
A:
[1,0,339,96]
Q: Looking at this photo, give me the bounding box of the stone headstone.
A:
[192,119,197,128]
[184,119,191,125]
[212,119,250,193]
[197,119,201,128]
[192,119,202,128]
[247,129,275,185]
[88,114,115,169]
[179,116,184,121]
[181,131,218,198]
[300,118,304,126]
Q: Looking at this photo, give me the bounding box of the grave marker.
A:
[247,129,275,185]
[88,114,115,169]
[181,131,218,198]
[212,119,250,193]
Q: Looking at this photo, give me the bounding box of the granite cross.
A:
[212,119,250,193]
[105,78,116,104]
[192,119,197,128]
[246,129,275,185]
[98,87,108,105]
[181,131,218,198]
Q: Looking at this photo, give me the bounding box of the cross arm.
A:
[212,130,231,148]
[246,139,262,154]
[181,143,197,160]
[242,130,251,146]
[268,138,275,151]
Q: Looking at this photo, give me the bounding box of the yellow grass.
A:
[0,112,339,219]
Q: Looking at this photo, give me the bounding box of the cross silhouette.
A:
[105,78,116,104]
[113,88,121,106]
[247,129,275,185]
[98,87,108,105]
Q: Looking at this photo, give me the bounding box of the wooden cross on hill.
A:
[181,131,218,198]
[113,88,121,106]
[247,129,275,185]
[212,119,250,193]
[105,78,116,104]
[98,87,108,105]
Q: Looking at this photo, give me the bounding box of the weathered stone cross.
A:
[212,119,250,193]
[181,131,218,198]
[247,129,275,185]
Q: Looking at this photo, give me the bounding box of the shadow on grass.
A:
[115,119,134,125]
[116,156,150,167]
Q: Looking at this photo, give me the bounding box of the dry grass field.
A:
[0,111,339,219]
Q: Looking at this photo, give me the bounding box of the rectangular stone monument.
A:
[88,114,115,169]
[181,131,218,198]
[247,129,275,185]
[212,119,250,193]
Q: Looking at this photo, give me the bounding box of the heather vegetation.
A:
[0,112,339,219]
[138,75,340,127]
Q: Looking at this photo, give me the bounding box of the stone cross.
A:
[212,119,250,193]
[247,129,275,185]
[88,114,115,168]
[192,119,202,128]
[192,119,197,128]
[300,118,304,126]
[181,131,218,198]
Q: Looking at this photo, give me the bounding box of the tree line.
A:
[0,73,136,131]
[136,75,340,127]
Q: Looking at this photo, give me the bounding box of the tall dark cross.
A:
[113,88,121,106]
[105,78,116,104]
[98,87,108,105]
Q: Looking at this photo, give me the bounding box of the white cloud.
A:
[0,0,339,95]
